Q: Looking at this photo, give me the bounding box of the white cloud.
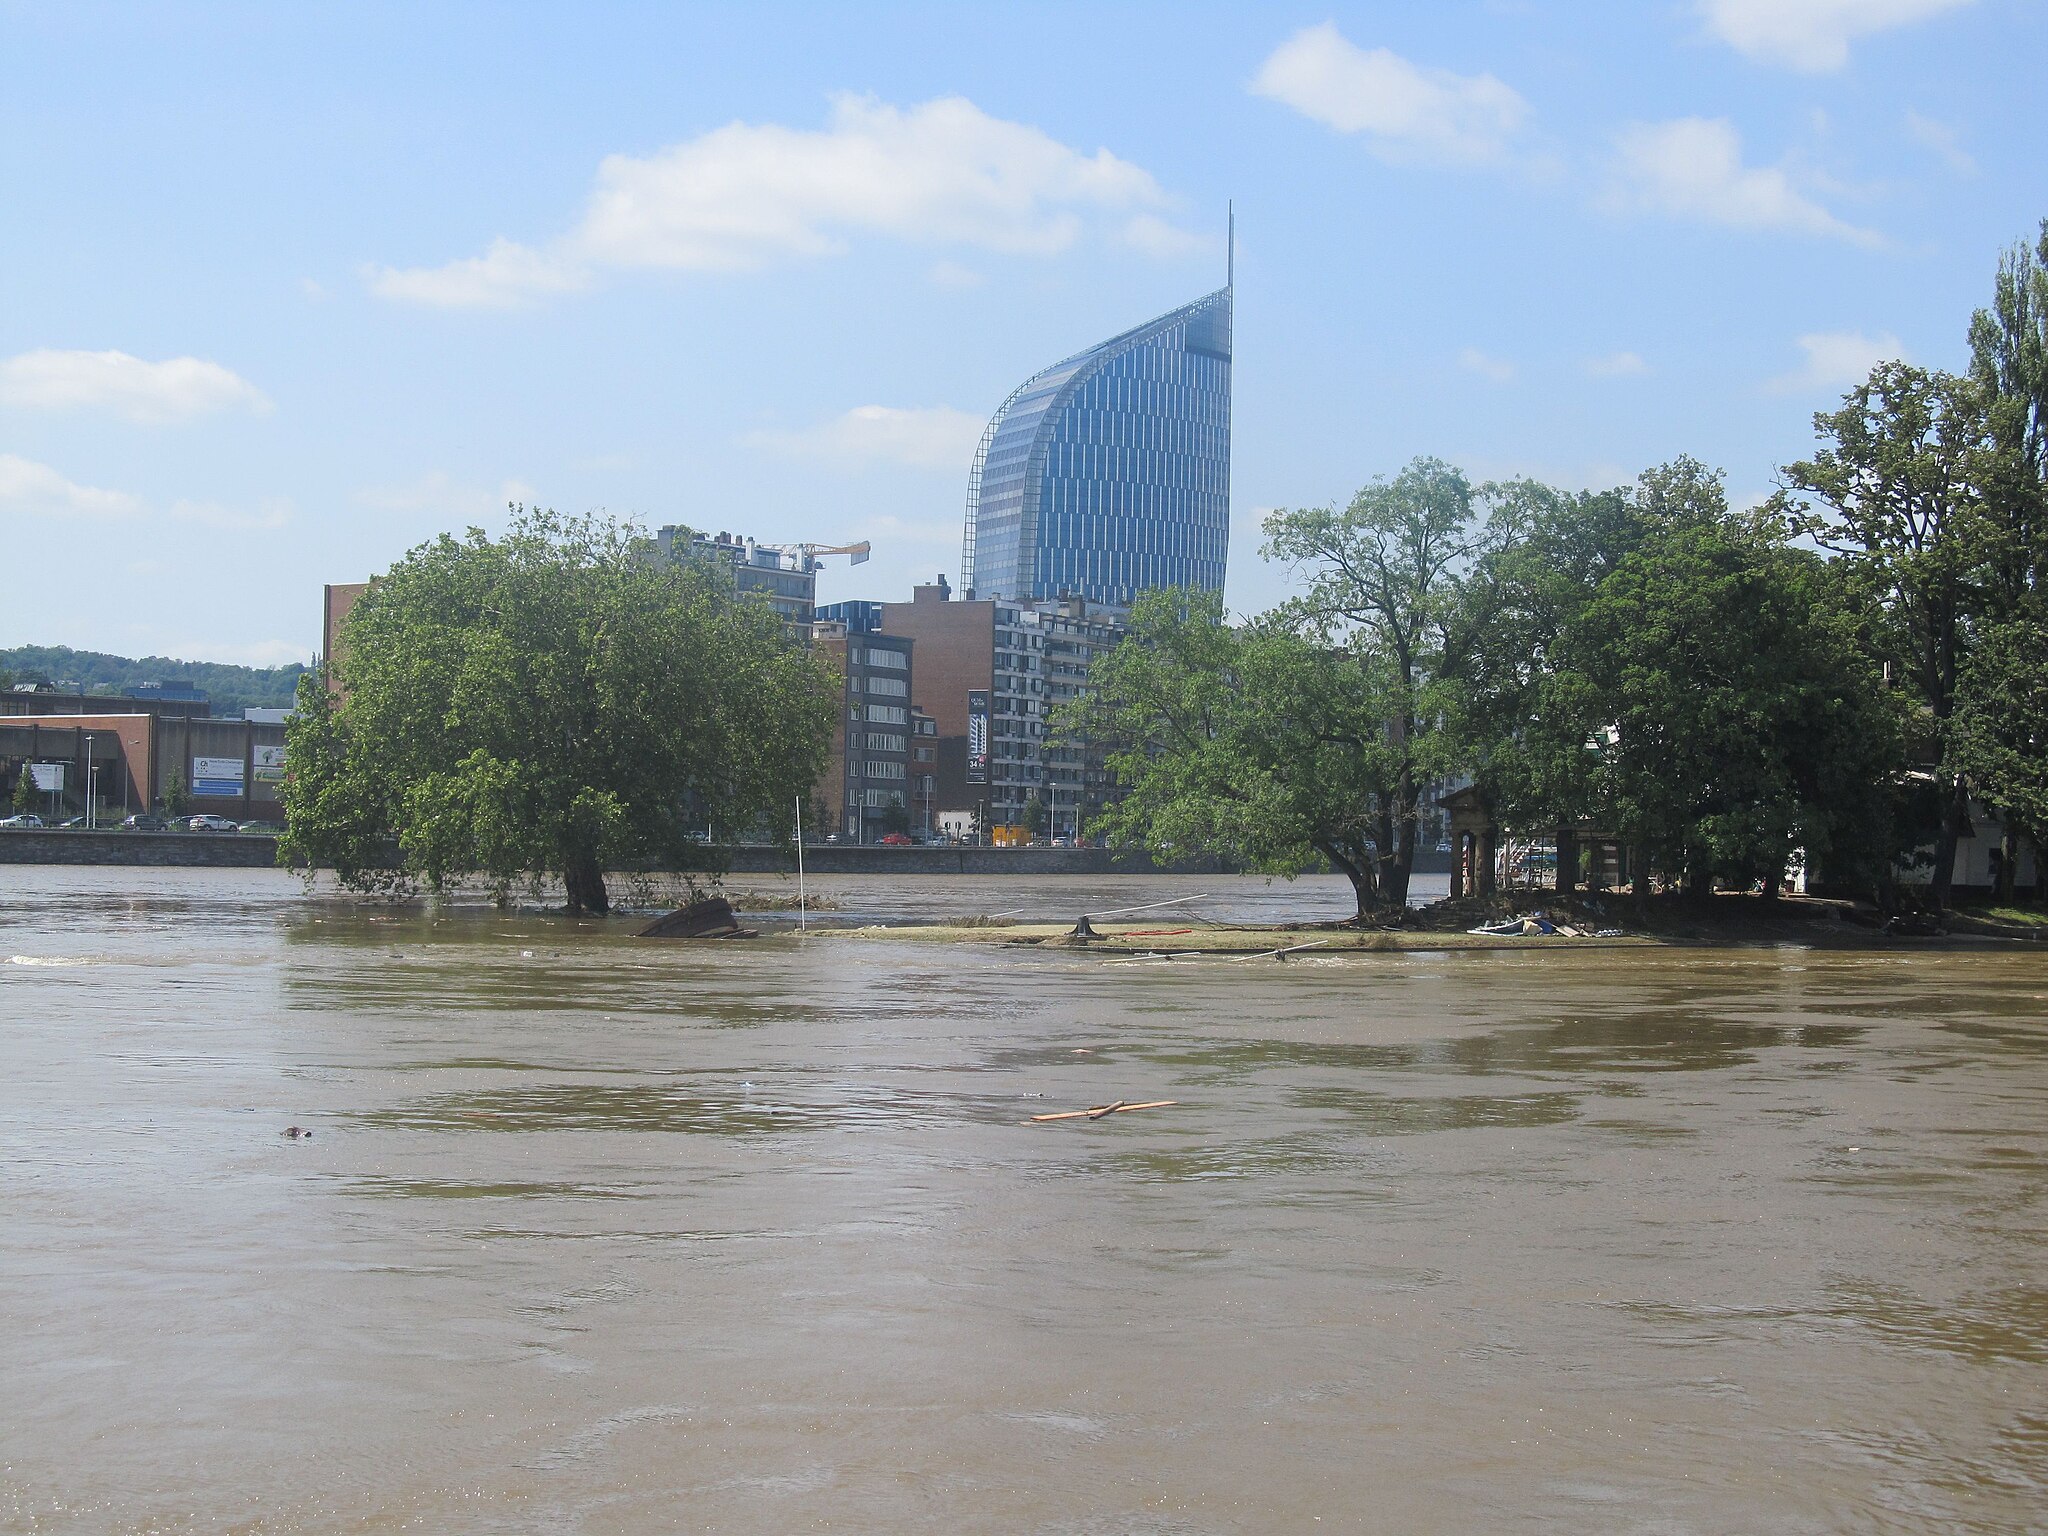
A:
[1250,23,1529,166]
[372,95,1187,306]
[355,471,540,520]
[1767,330,1907,392]
[367,237,587,309]
[1608,118,1880,245]
[927,259,985,289]
[1584,350,1649,377]
[1904,110,1977,175]
[1698,0,1974,72]
[746,405,987,471]
[169,497,293,532]
[0,455,297,535]
[0,349,271,423]
[0,455,144,519]
[1118,212,1208,260]
[1459,347,1515,383]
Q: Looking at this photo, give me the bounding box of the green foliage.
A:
[280,507,836,914]
[1021,793,1047,836]
[1068,589,1409,918]
[1260,457,1482,904]
[0,645,307,714]
[12,765,34,815]
[161,766,190,816]
[1780,362,2019,899]
[1951,613,2048,849]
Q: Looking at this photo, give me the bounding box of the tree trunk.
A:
[564,850,610,916]
[1386,813,1415,909]
[1318,839,1375,923]
[1687,854,1714,904]
[1929,779,1969,909]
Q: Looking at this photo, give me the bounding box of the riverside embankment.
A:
[0,827,1451,878]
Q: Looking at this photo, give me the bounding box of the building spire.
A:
[1227,200,1234,291]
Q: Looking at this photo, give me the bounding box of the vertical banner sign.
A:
[192,757,245,798]
[966,690,990,785]
[252,745,287,785]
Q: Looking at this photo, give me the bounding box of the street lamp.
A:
[83,732,94,829]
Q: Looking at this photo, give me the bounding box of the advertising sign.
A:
[29,762,64,792]
[965,690,990,785]
[252,745,287,784]
[192,756,245,798]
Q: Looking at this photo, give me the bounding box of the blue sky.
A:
[2,0,2041,666]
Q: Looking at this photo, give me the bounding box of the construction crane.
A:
[764,540,871,574]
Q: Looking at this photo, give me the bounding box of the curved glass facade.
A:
[963,287,1230,608]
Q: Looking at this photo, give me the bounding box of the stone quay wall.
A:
[0,830,1451,878]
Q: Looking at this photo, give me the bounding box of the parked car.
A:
[58,815,91,828]
[879,832,913,846]
[121,813,169,832]
[0,813,45,829]
[237,819,285,834]
[186,814,240,832]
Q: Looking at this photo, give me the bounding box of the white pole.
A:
[794,795,808,935]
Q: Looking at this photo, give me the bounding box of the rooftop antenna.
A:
[1227,200,1234,291]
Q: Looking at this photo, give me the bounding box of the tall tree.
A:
[1262,457,1480,905]
[1963,219,2048,896]
[1447,478,1649,831]
[1781,364,2001,904]
[282,508,835,914]
[1533,509,1900,895]
[1067,589,1403,920]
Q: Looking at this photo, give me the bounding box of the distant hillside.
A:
[0,645,309,715]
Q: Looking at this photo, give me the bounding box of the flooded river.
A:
[4,868,2045,1533]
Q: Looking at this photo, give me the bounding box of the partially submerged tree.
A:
[1535,504,1901,896]
[1262,457,1481,905]
[282,508,835,914]
[1069,588,1411,920]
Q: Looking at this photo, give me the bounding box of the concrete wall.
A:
[0,832,1451,878]
[0,830,283,866]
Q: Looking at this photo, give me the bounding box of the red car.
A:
[878,832,913,846]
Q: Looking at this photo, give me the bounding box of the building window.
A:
[867,676,907,698]
[866,703,909,724]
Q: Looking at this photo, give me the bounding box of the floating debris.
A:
[1029,1100,1178,1123]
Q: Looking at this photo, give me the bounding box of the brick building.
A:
[845,576,1123,841]
[809,622,917,842]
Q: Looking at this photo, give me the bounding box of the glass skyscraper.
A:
[962,283,1231,609]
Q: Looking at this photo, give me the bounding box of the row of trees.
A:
[1073,222,2048,920]
[282,510,837,914]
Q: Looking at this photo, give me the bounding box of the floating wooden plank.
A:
[1029,1099,1179,1123]
[1228,940,1332,962]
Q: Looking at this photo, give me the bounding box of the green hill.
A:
[0,645,309,716]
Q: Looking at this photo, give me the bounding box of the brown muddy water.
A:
[3,868,2046,1534]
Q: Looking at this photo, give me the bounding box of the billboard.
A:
[192,756,245,798]
[29,763,64,792]
[965,690,990,784]
[252,745,287,784]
